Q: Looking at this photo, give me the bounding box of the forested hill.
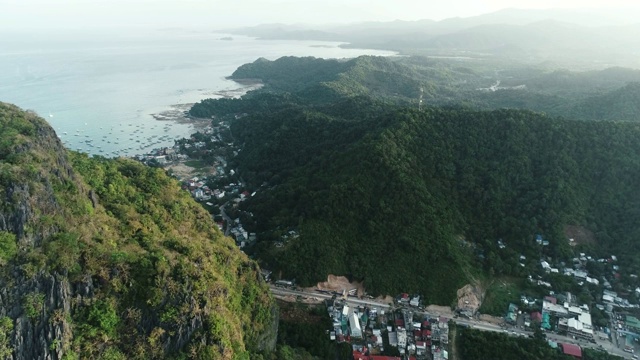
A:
[569,82,640,122]
[231,100,640,303]
[0,103,277,359]
[189,55,640,304]
[189,56,420,117]
[192,56,640,122]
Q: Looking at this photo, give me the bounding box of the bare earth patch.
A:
[164,163,198,180]
[376,295,394,305]
[312,274,365,297]
[457,283,485,314]
[164,162,216,181]
[565,225,596,247]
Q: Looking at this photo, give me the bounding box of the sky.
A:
[2,0,640,31]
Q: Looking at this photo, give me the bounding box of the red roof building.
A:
[544,296,557,304]
[422,320,430,329]
[560,343,582,359]
[395,319,404,328]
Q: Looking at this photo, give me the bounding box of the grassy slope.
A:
[0,102,276,359]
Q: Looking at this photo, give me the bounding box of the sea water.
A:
[0,29,394,157]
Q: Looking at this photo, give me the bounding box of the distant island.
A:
[218,36,234,41]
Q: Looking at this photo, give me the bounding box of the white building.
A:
[398,328,407,348]
[350,312,362,338]
[543,300,569,317]
[373,329,383,346]
[559,310,593,341]
[388,332,398,347]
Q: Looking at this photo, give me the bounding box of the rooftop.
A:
[543,300,569,316]
[626,315,640,330]
[560,343,582,358]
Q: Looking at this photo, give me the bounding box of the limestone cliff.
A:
[0,102,277,359]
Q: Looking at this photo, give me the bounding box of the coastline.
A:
[149,82,263,128]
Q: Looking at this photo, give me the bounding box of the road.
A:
[269,285,391,309]
[268,285,635,359]
[442,315,633,359]
[453,316,632,358]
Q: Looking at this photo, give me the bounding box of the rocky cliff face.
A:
[1,273,72,360]
[0,102,278,359]
[0,105,76,360]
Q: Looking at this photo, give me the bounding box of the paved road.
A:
[268,285,635,359]
[454,316,631,358]
[269,285,391,309]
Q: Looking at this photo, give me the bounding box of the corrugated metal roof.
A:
[560,343,582,358]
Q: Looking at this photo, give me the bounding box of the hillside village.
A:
[132,115,640,360]
[134,116,259,249]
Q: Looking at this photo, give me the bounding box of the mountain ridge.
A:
[226,8,640,69]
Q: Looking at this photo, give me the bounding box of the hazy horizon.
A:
[2,0,640,32]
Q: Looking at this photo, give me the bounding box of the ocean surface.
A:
[0,29,394,157]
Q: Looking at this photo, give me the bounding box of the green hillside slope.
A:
[0,103,277,359]
[192,56,640,123]
[570,82,640,121]
[233,101,640,303]
[187,55,640,305]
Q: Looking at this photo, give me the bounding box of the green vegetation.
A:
[184,159,209,169]
[0,232,17,265]
[193,56,640,122]
[235,102,640,301]
[247,302,353,360]
[23,293,45,321]
[582,348,623,360]
[457,326,572,360]
[5,51,640,357]
[479,279,522,316]
[0,102,277,359]
[0,317,13,359]
[188,56,640,304]
[457,326,621,359]
[275,303,339,359]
